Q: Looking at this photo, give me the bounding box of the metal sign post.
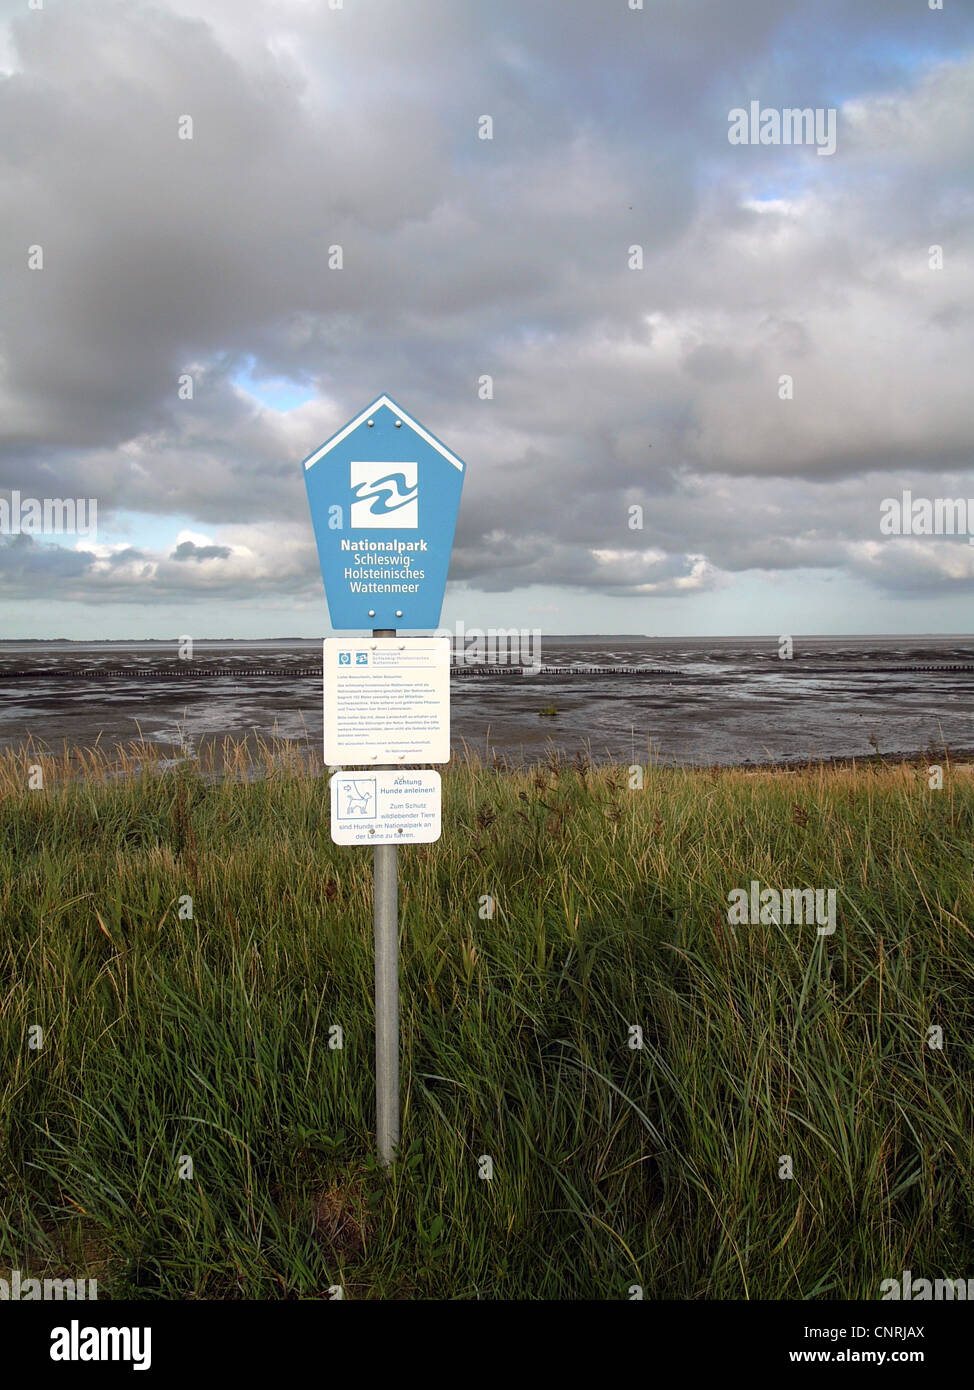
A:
[372,629,399,1166]
[301,395,465,1168]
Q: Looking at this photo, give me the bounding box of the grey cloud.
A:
[0,532,92,582]
[170,540,232,561]
[1,0,973,615]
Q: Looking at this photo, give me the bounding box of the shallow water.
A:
[0,634,971,767]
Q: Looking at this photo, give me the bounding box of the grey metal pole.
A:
[372,628,399,1166]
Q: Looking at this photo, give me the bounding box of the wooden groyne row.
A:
[452,665,673,677]
[0,663,969,682]
[0,664,672,682]
[0,667,324,680]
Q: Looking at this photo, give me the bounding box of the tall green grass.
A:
[0,739,972,1299]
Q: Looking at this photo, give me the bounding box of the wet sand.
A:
[0,636,971,769]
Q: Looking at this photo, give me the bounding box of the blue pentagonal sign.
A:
[302,394,466,630]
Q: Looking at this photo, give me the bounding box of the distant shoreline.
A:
[1,632,973,645]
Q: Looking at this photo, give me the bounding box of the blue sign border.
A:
[302,395,465,630]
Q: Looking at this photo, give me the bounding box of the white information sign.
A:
[323,637,450,764]
[330,770,442,845]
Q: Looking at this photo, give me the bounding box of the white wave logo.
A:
[349,461,418,528]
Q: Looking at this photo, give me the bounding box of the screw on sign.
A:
[301,395,466,1166]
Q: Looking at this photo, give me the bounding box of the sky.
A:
[1,0,973,639]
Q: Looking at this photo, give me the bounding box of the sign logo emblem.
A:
[350,461,418,528]
[339,779,376,818]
